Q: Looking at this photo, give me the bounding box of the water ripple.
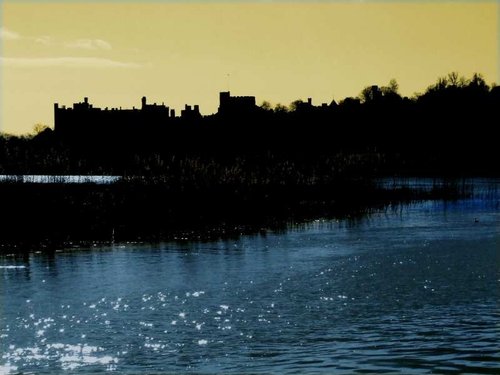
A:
[1,192,499,373]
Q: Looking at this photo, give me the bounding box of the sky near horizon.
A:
[0,1,498,134]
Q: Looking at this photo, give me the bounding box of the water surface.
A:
[1,184,499,374]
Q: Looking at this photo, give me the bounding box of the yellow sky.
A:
[1,1,498,134]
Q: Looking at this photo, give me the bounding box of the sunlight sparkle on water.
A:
[1,183,499,373]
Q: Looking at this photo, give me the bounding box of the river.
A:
[1,180,499,374]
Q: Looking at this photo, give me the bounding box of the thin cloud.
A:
[0,57,144,68]
[65,38,112,50]
[3,29,113,51]
[35,36,55,46]
[0,27,21,40]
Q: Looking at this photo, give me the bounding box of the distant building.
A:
[54,92,276,137]
[218,91,257,116]
[181,104,201,120]
[54,97,171,135]
[294,98,314,112]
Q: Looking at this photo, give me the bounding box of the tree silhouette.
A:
[33,123,50,135]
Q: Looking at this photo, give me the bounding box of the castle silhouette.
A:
[54,92,263,134]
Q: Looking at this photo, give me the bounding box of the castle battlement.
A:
[54,97,172,134]
[218,92,257,115]
[54,92,261,136]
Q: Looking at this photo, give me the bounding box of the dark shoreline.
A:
[0,176,482,254]
[1,73,498,253]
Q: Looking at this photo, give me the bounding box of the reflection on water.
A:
[1,183,499,374]
[0,175,120,184]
